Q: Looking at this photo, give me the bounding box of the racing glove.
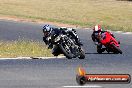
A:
[43,37,48,45]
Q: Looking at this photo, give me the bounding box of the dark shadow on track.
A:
[85,52,118,54]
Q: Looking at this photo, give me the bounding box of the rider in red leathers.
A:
[91,24,115,53]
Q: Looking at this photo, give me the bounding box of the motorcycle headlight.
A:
[54,36,60,42]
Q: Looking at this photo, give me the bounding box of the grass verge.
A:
[0,0,132,32]
[0,40,53,58]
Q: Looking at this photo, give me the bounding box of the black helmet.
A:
[42,24,52,36]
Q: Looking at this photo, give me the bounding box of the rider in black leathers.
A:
[42,24,83,56]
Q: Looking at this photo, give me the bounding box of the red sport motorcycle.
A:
[99,32,122,54]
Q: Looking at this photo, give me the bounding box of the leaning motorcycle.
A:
[53,34,85,59]
[99,32,122,54]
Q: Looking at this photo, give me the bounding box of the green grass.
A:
[0,40,53,58]
[0,0,132,32]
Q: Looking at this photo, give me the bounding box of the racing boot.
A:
[52,46,60,56]
[97,44,103,54]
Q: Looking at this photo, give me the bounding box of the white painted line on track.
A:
[31,56,65,59]
[0,56,65,60]
[17,57,33,59]
[84,28,91,30]
[104,30,132,35]
[0,58,19,60]
[114,31,123,33]
[83,28,132,35]
[122,32,132,35]
[84,28,132,35]
[63,85,103,88]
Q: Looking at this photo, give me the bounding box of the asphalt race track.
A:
[0,19,132,88]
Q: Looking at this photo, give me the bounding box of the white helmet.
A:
[93,24,102,32]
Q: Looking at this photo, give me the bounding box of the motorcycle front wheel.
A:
[78,47,85,59]
[59,44,73,59]
[111,44,122,54]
